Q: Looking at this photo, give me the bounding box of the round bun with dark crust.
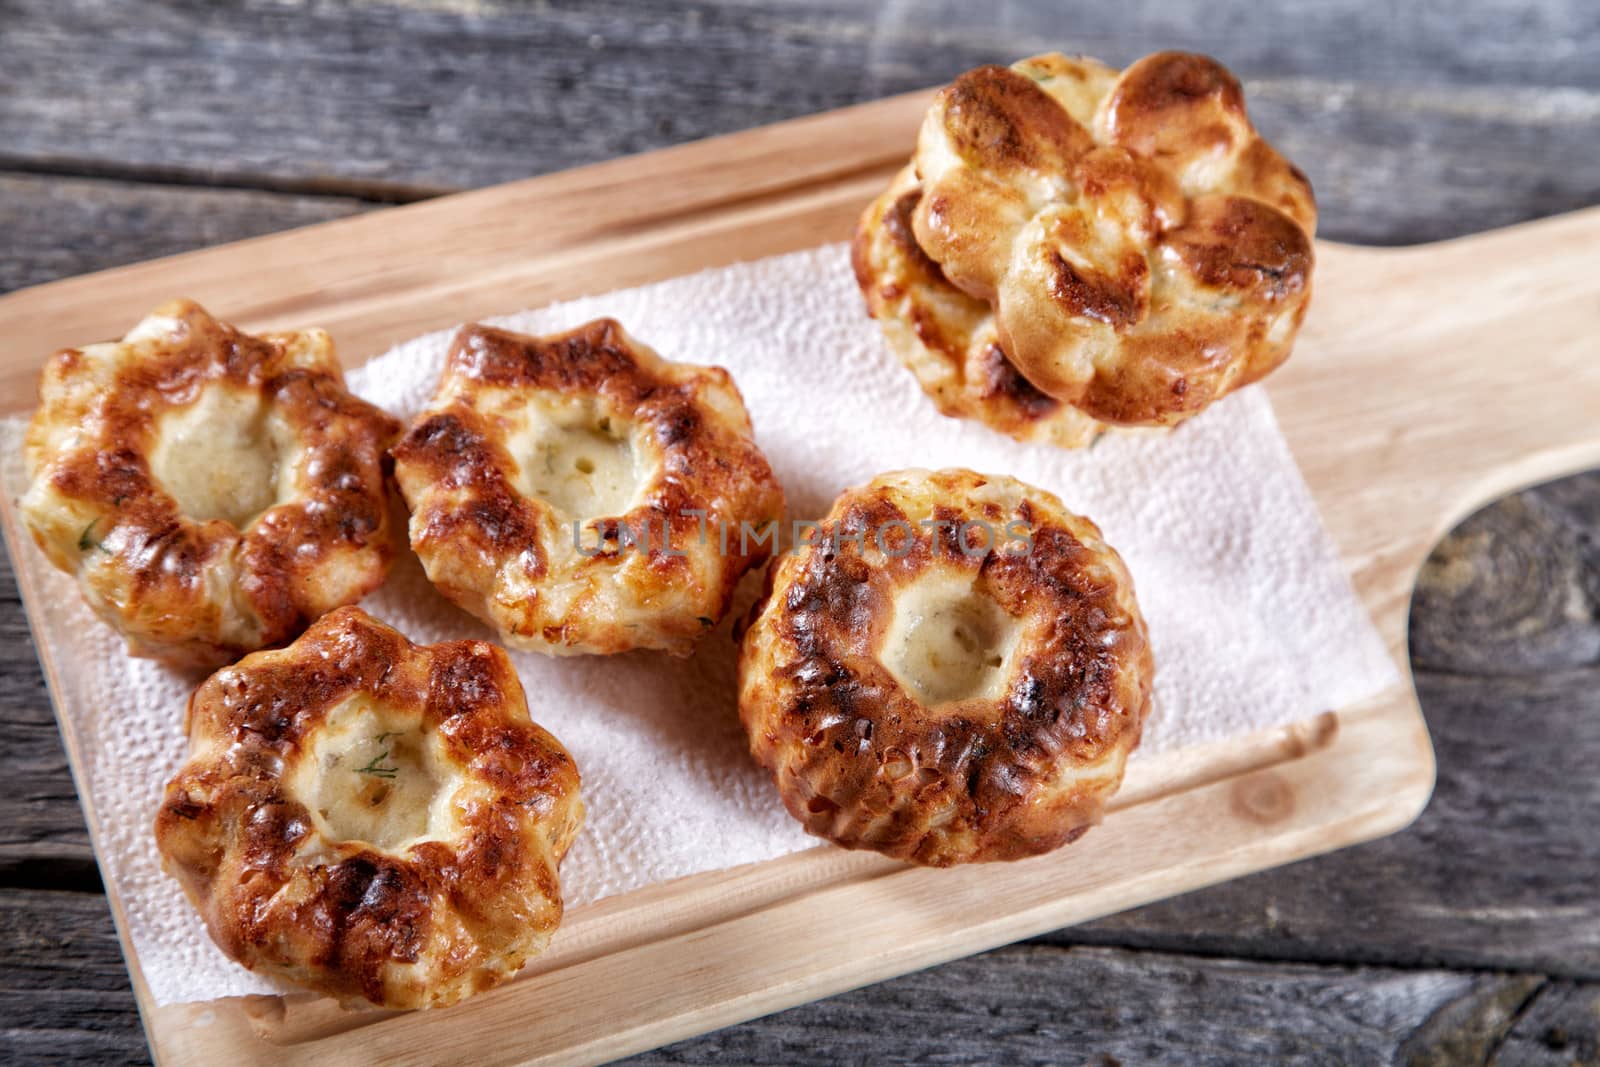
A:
[20,300,401,670]
[737,468,1153,865]
[155,607,584,1010]
[852,165,1103,447]
[903,51,1316,428]
[391,318,785,657]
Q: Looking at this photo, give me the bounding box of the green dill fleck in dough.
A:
[76,519,107,554]
[356,734,400,778]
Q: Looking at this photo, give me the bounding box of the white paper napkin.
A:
[0,242,1397,1006]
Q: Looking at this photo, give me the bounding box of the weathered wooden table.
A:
[2,3,1597,1063]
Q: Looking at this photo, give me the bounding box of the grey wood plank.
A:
[0,882,1572,1067]
[1398,974,1548,1067]
[0,545,97,887]
[629,944,1545,1067]
[0,889,147,1066]
[4,1,1598,244]
[1494,980,1600,1066]
[0,172,369,296]
[1411,473,1600,675]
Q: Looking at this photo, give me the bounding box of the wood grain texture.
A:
[0,546,96,888]
[5,884,1584,1067]
[633,945,1543,1067]
[1493,981,1600,1066]
[1,0,1597,1063]
[0,173,369,295]
[3,0,1600,244]
[1412,475,1600,676]
[0,890,146,1066]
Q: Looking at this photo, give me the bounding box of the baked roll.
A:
[155,607,584,1010]
[20,300,401,669]
[391,319,785,656]
[852,165,1103,447]
[875,51,1315,431]
[738,469,1153,865]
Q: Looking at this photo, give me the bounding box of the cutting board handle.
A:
[1275,206,1600,651]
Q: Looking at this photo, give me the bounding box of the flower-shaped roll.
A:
[910,51,1316,425]
[21,300,401,669]
[391,319,785,656]
[852,165,1103,447]
[155,607,584,1010]
[739,468,1153,865]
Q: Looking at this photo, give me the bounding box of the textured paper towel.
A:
[0,242,1398,1007]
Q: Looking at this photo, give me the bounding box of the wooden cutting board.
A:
[2,88,1597,1066]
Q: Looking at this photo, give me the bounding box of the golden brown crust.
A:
[20,300,401,669]
[909,51,1317,426]
[391,319,786,656]
[738,469,1153,865]
[154,607,584,1010]
[851,166,1103,447]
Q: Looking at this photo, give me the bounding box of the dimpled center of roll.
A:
[506,400,640,522]
[302,696,453,851]
[881,571,1021,707]
[147,382,288,528]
